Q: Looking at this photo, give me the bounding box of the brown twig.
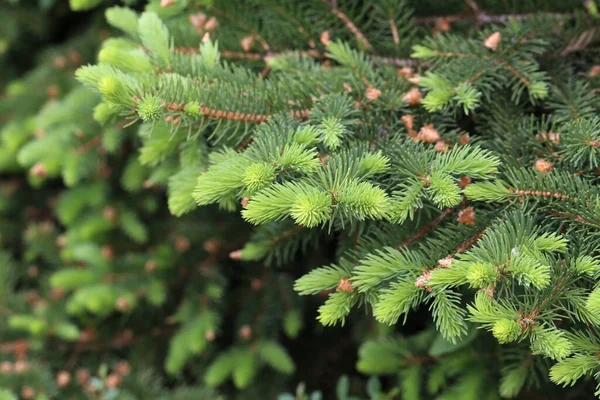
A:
[211,8,270,51]
[396,208,454,249]
[325,0,373,51]
[76,136,102,155]
[273,5,316,48]
[175,46,418,67]
[161,101,310,125]
[499,60,531,86]
[560,28,599,57]
[414,11,569,25]
[371,55,420,67]
[269,225,305,246]
[0,340,28,359]
[455,228,486,254]
[388,15,400,45]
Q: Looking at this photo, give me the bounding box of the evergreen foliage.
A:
[3,0,600,398]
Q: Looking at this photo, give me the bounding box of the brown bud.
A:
[76,368,90,384]
[434,141,448,153]
[401,114,414,130]
[484,32,501,51]
[457,207,476,225]
[30,162,47,179]
[25,290,39,304]
[343,83,353,93]
[160,0,175,6]
[417,124,440,143]
[397,67,413,78]
[437,256,453,268]
[105,373,121,389]
[68,50,83,65]
[205,330,216,341]
[199,262,212,276]
[589,65,600,77]
[241,197,250,207]
[34,128,46,138]
[14,360,29,373]
[202,32,211,43]
[407,75,420,85]
[536,131,560,144]
[0,361,13,374]
[28,265,39,278]
[250,278,263,291]
[50,287,66,300]
[240,35,255,52]
[145,260,157,273]
[115,360,130,377]
[204,16,219,31]
[415,270,432,291]
[458,176,472,189]
[548,132,560,144]
[458,134,470,145]
[57,370,71,387]
[53,56,68,69]
[175,236,191,252]
[535,159,554,175]
[188,12,207,31]
[39,221,54,233]
[12,340,28,361]
[47,85,60,98]
[239,324,252,340]
[79,328,97,343]
[481,285,495,298]
[116,296,130,312]
[229,250,242,260]
[402,87,422,105]
[320,30,331,46]
[21,386,35,399]
[117,329,134,344]
[365,87,382,101]
[435,17,451,32]
[101,245,114,260]
[33,299,48,313]
[103,206,117,221]
[203,238,220,255]
[336,277,353,293]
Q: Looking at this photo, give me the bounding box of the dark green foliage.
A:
[3,0,600,399]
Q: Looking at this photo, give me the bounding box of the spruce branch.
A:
[325,0,373,51]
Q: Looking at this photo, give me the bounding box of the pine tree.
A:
[3,0,600,398]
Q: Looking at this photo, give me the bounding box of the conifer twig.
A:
[175,46,419,67]
[396,208,454,249]
[414,11,570,25]
[272,5,316,48]
[211,8,271,51]
[455,228,486,254]
[388,11,400,45]
[325,0,373,51]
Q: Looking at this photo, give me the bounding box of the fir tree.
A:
[3,0,600,399]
